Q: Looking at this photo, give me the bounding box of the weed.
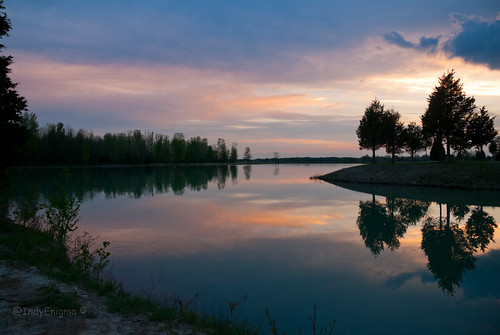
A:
[308,304,336,335]
[42,169,81,245]
[25,285,81,311]
[266,305,336,335]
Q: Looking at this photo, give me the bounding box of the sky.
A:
[4,0,500,158]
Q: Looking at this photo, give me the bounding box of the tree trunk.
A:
[446,135,451,161]
[372,146,376,163]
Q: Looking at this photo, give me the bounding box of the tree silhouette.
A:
[421,70,476,161]
[0,0,29,168]
[356,196,430,256]
[401,122,427,161]
[357,196,389,255]
[243,146,252,163]
[356,195,413,255]
[356,99,387,163]
[229,143,238,163]
[383,109,405,163]
[392,198,430,224]
[465,206,497,252]
[467,106,497,155]
[429,136,445,161]
[421,204,475,295]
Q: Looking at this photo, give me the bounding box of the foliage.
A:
[383,108,405,163]
[357,100,410,163]
[421,70,476,160]
[465,207,497,252]
[0,0,29,168]
[356,99,387,162]
[11,185,44,230]
[243,147,252,162]
[357,71,497,161]
[43,169,81,244]
[489,136,500,160]
[467,106,497,153]
[421,213,476,295]
[13,122,247,166]
[429,136,445,161]
[230,143,238,163]
[401,122,427,161]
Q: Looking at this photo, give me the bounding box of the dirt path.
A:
[0,261,205,335]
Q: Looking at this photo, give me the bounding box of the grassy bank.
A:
[0,216,262,334]
[316,161,500,190]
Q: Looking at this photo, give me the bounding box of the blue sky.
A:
[4,0,500,157]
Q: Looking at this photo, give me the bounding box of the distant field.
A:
[317,161,500,190]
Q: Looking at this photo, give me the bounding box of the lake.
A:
[9,164,500,334]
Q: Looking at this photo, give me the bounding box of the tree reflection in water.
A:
[357,195,430,255]
[10,165,245,202]
[357,196,497,295]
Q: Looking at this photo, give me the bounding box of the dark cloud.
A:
[8,0,490,70]
[444,13,500,69]
[384,13,500,69]
[382,31,441,53]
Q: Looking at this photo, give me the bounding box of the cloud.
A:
[444,13,500,69]
[382,31,441,53]
[384,13,500,70]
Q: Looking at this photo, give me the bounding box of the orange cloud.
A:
[242,138,355,149]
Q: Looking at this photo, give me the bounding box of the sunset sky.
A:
[5,0,500,158]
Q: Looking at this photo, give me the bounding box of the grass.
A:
[2,167,336,335]
[315,161,500,190]
[0,216,265,334]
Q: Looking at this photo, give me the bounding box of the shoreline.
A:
[315,161,500,191]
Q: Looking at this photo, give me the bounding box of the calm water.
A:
[10,164,500,334]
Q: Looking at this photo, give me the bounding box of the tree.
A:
[383,109,405,163]
[489,136,500,161]
[421,70,476,161]
[429,136,445,161]
[243,146,252,162]
[402,122,426,161]
[467,106,497,154]
[229,143,238,163]
[0,0,29,168]
[465,206,497,253]
[356,99,387,163]
[421,204,475,295]
[18,112,39,164]
[273,151,280,164]
[216,138,229,163]
[172,133,186,163]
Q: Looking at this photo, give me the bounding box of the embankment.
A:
[316,162,500,191]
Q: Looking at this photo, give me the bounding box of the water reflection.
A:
[7,165,500,334]
[11,165,248,201]
[354,191,497,295]
[422,204,496,294]
[357,196,430,255]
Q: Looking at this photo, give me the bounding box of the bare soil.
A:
[0,261,205,335]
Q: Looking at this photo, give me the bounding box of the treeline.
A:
[14,119,251,166]
[251,156,374,164]
[357,70,499,163]
[10,166,245,203]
